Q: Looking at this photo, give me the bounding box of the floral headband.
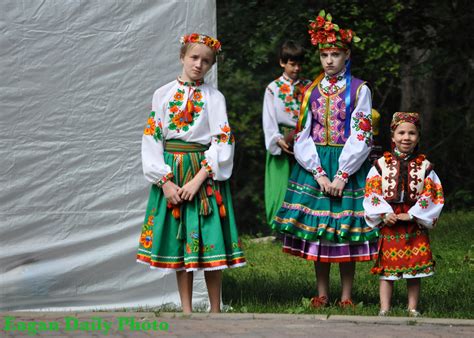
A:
[180,33,222,53]
[308,10,360,50]
[390,112,421,131]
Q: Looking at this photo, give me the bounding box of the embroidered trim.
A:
[312,166,327,179]
[168,85,204,133]
[201,159,214,178]
[177,77,203,87]
[274,77,309,120]
[156,172,174,188]
[334,170,349,183]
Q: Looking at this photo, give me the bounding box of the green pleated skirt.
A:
[137,140,246,272]
[264,151,294,225]
[272,145,379,262]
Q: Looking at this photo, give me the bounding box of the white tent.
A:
[0,0,217,311]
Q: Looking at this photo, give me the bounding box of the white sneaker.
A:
[408,309,421,317]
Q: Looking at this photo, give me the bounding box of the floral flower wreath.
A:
[390,112,421,132]
[308,10,361,50]
[180,33,222,53]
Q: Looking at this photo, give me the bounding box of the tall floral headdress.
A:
[390,112,422,132]
[308,10,360,50]
[180,33,222,53]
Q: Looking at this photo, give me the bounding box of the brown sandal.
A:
[338,299,355,308]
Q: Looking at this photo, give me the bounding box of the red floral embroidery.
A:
[215,123,235,145]
[280,83,291,94]
[371,196,381,206]
[422,177,444,204]
[358,117,371,132]
[365,175,383,197]
[415,154,426,166]
[418,198,429,209]
[352,112,373,146]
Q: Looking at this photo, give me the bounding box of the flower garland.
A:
[180,33,222,53]
[308,10,361,49]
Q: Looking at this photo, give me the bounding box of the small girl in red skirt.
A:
[363,112,444,317]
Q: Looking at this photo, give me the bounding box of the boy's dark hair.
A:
[279,40,305,63]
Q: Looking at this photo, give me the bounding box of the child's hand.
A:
[329,178,346,197]
[316,176,332,194]
[383,213,397,226]
[178,168,208,201]
[277,139,294,155]
[162,181,182,205]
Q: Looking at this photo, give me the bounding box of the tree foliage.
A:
[217,0,473,234]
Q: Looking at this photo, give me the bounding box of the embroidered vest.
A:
[310,77,367,146]
[375,155,432,203]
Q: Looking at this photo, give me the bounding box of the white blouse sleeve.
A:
[141,90,173,186]
[262,84,283,155]
[203,90,235,181]
[337,85,372,180]
[294,106,326,178]
[363,166,394,228]
[408,170,445,229]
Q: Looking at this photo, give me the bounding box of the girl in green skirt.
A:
[272,11,378,307]
[137,33,246,313]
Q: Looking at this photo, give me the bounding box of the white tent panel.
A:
[0,0,217,311]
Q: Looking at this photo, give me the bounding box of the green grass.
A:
[223,211,474,318]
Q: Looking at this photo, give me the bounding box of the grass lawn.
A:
[223,211,474,318]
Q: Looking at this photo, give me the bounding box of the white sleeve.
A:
[203,91,235,181]
[262,85,283,155]
[363,166,394,228]
[408,170,445,229]
[337,85,372,179]
[294,106,326,177]
[141,91,172,185]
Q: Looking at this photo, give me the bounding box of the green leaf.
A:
[326,13,332,21]
[318,9,325,17]
[353,36,361,43]
[333,24,339,31]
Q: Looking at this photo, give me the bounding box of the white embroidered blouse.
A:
[142,79,234,185]
[262,74,310,155]
[293,71,372,181]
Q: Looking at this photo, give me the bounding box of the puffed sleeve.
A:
[294,104,326,178]
[363,166,394,228]
[262,84,283,155]
[202,90,235,181]
[141,90,173,186]
[336,85,373,182]
[408,170,445,229]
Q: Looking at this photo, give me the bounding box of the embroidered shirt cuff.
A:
[334,170,349,183]
[156,172,174,188]
[312,166,327,179]
[201,159,214,178]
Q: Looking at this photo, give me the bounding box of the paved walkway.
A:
[1,312,473,337]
